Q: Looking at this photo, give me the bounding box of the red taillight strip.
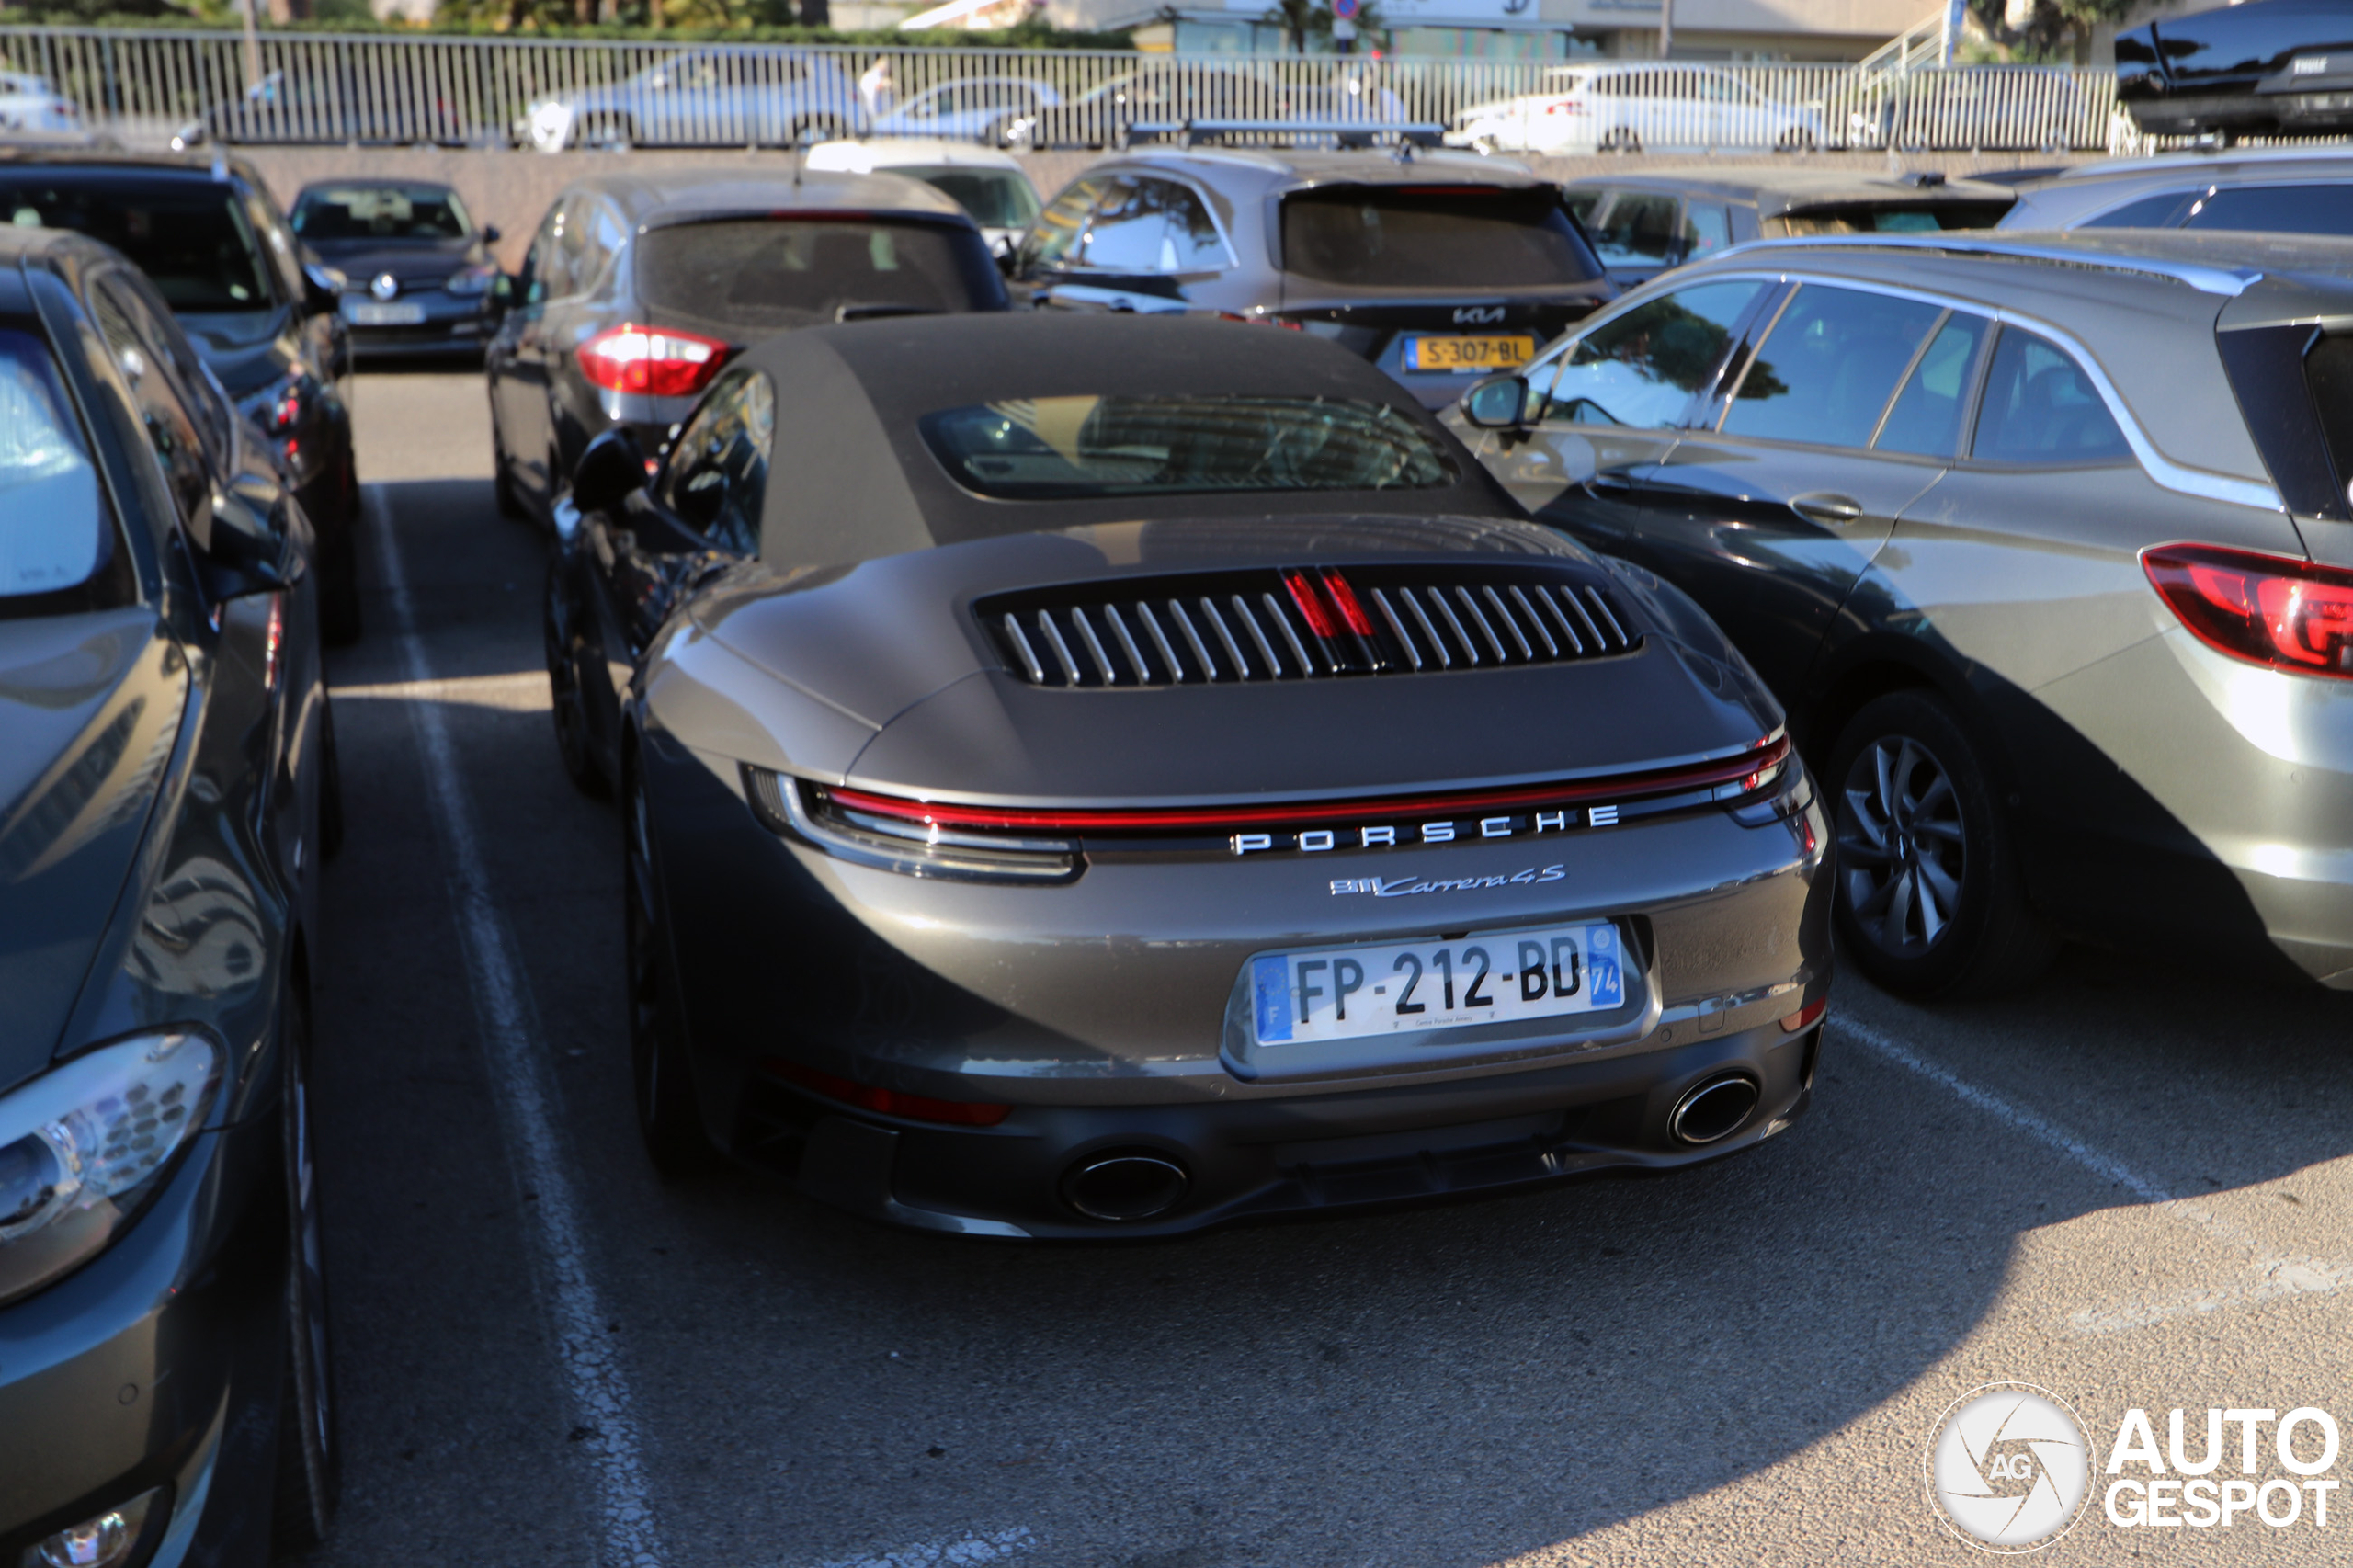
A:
[1281,570,1339,639]
[824,735,1790,834]
[764,1059,1011,1127]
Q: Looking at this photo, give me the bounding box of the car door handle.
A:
[1790,493,1863,525]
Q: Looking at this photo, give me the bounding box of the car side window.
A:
[1873,309,1990,459]
[1020,177,1102,272]
[91,277,211,530]
[1586,193,1680,270]
[656,369,774,557]
[2079,189,2197,229]
[1682,202,1732,261]
[529,203,573,303]
[1971,326,2132,467]
[1540,278,1765,429]
[1564,188,1606,227]
[2179,183,2353,236]
[1079,176,1229,273]
[1721,283,1944,449]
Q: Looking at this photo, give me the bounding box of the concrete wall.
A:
[232,143,2083,270]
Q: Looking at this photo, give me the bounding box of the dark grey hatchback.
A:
[0,227,336,1565]
[486,165,1006,530]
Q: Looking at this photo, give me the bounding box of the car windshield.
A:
[1281,187,1603,289]
[636,218,996,330]
[293,183,472,241]
[895,167,1039,231]
[1770,200,2010,235]
[921,394,1455,499]
[0,327,114,614]
[0,178,275,312]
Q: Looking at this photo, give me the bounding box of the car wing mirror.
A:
[573,426,649,517]
[196,491,302,603]
[1461,372,1531,430]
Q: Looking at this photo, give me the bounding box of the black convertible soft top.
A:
[736,312,1521,567]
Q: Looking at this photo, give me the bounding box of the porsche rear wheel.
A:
[625,758,711,1178]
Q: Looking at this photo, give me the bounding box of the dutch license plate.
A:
[1405,334,1536,373]
[345,300,425,325]
[1251,922,1625,1047]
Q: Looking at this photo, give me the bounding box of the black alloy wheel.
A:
[272,995,340,1554]
[1599,128,1643,153]
[625,758,711,1178]
[1828,690,2055,999]
[543,563,608,799]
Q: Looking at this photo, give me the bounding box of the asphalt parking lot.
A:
[313,368,2353,1568]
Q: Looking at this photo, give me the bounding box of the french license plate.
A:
[344,300,425,325]
[1251,922,1625,1046]
[1405,334,1536,373]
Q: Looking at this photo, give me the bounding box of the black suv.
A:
[0,151,360,640]
[1007,145,1616,409]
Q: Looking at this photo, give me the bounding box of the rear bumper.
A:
[641,726,1832,1235]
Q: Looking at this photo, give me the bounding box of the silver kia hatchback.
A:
[1449,229,2353,997]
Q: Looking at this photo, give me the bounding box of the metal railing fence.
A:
[0,25,2127,154]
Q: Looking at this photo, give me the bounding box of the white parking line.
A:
[368,487,668,1568]
[813,1526,1039,1568]
[1832,1017,2353,1333]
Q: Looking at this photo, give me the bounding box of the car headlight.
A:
[446,263,499,297]
[0,1031,222,1305]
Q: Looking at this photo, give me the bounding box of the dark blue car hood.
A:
[0,610,187,1093]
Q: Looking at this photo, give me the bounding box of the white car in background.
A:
[0,73,81,135]
[1449,63,1825,155]
[804,137,1040,253]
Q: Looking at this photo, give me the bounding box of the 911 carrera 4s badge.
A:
[1329,866,1565,897]
[1252,922,1625,1045]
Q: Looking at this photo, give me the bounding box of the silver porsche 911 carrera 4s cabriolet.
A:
[547,312,1830,1238]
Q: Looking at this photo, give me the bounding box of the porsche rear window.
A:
[636,218,999,330]
[921,395,1456,499]
[1280,187,1602,289]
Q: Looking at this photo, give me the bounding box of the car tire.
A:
[1777,127,1817,153]
[270,996,340,1557]
[1827,690,2056,1000]
[790,115,849,145]
[1599,128,1642,153]
[318,694,345,863]
[624,755,713,1179]
[544,562,608,799]
[580,113,633,150]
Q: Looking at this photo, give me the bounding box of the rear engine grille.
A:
[978,566,1640,688]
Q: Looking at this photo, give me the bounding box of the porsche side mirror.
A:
[573,426,648,517]
[197,493,303,603]
[1461,373,1530,430]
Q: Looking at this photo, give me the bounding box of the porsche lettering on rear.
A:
[1231,805,1616,856]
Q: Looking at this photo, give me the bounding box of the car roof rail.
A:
[1127,119,1447,150]
[1721,233,2265,297]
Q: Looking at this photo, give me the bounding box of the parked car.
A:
[1447,63,1828,156]
[1006,64,1287,151]
[488,166,1006,531]
[290,178,506,361]
[1563,170,2015,286]
[804,137,1039,254]
[1448,228,2353,997]
[1999,149,2353,234]
[0,222,337,1568]
[551,311,1829,1233]
[0,150,360,641]
[0,71,81,135]
[1006,147,1615,410]
[171,66,494,149]
[870,74,1059,145]
[2117,0,2353,141]
[520,47,864,151]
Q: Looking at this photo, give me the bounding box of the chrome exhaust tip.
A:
[1669,1074,1761,1146]
[1061,1151,1190,1222]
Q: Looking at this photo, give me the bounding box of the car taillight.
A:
[1543,98,1586,115]
[575,324,730,398]
[2143,542,2353,678]
[1212,312,1303,330]
[764,1059,1011,1127]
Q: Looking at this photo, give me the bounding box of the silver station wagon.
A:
[1450,230,2353,998]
